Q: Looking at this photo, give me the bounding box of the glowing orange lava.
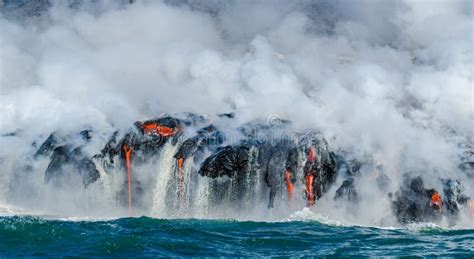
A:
[308,147,316,162]
[177,157,184,203]
[430,191,442,210]
[305,174,315,206]
[284,169,293,199]
[141,123,177,137]
[123,144,133,216]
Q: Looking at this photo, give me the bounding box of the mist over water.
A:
[0,0,473,228]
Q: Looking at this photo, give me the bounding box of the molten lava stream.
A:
[177,158,184,206]
[306,174,315,207]
[123,145,133,216]
[284,169,293,200]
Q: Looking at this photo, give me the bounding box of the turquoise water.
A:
[0,216,473,256]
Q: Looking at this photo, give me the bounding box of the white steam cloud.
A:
[0,0,473,226]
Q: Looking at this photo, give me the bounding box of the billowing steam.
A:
[0,0,472,227]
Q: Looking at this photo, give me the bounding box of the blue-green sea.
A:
[0,216,473,256]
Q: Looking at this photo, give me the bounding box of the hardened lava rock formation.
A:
[19,112,473,224]
[31,113,357,209]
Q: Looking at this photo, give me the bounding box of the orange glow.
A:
[177,157,184,203]
[284,169,293,199]
[307,147,316,162]
[305,174,315,206]
[141,123,178,137]
[430,191,442,209]
[123,144,133,216]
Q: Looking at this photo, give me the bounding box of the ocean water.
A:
[1,215,473,256]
